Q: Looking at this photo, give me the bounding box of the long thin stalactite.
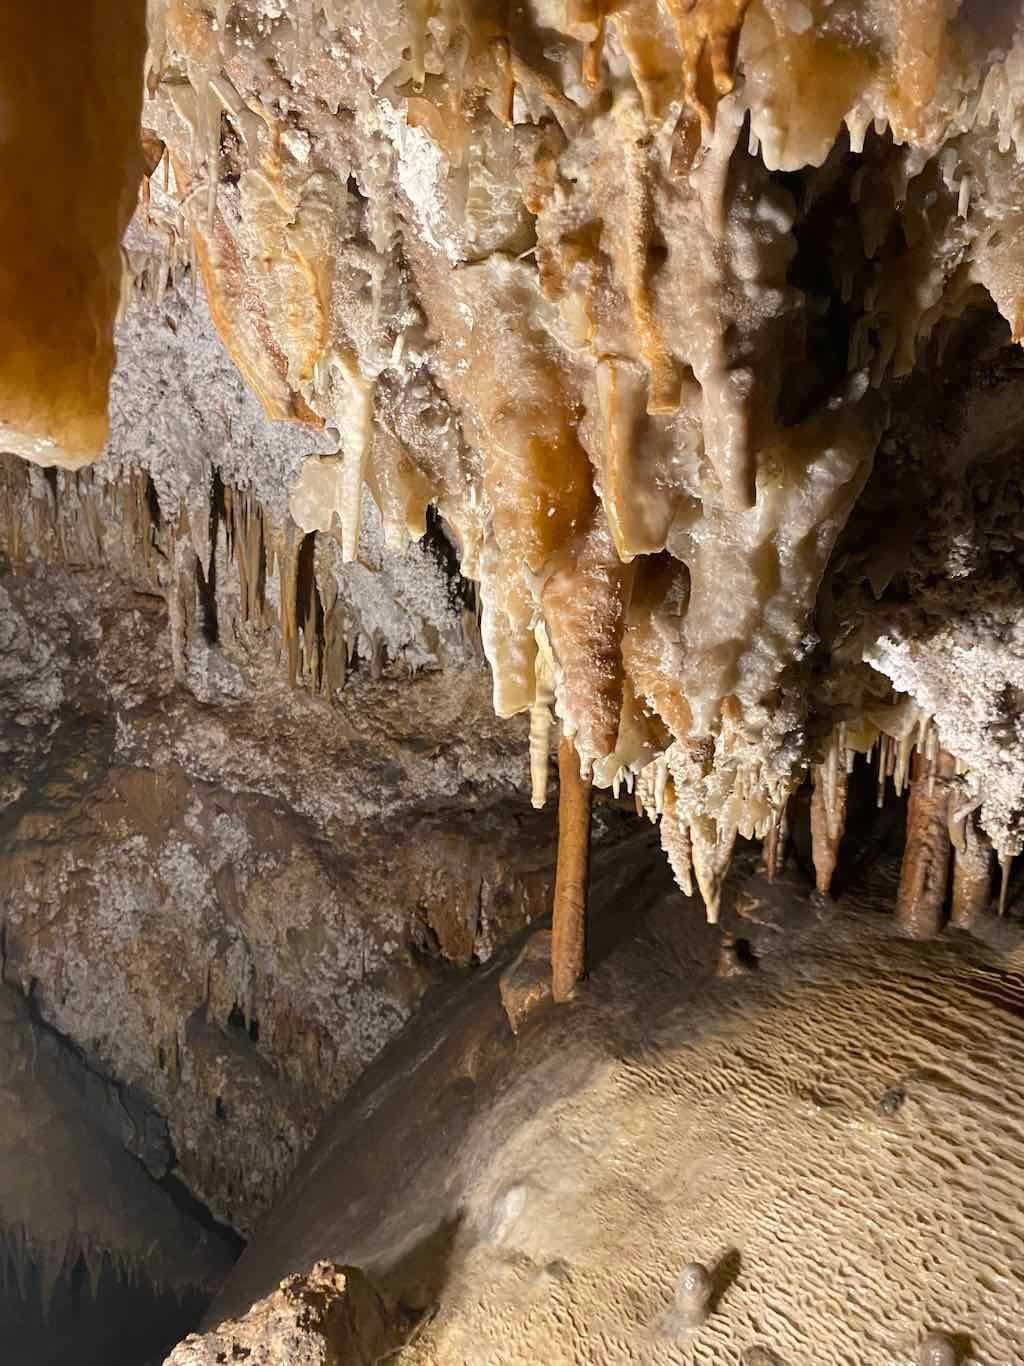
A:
[551,734,593,1003]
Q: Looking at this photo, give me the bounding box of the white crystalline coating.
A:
[45,0,1024,910]
[866,622,1024,858]
[289,454,346,534]
[677,398,883,736]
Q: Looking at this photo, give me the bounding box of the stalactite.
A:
[660,780,694,898]
[226,486,268,625]
[810,730,848,895]
[896,749,956,939]
[529,624,557,810]
[762,799,789,882]
[8,0,1024,909]
[277,526,303,688]
[329,356,375,564]
[551,734,593,1003]
[689,817,736,925]
[950,808,993,930]
[0,0,147,467]
[875,734,889,809]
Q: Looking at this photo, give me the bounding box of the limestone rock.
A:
[164,1262,402,1366]
[499,930,553,1034]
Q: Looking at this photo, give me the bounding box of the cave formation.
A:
[3,1,1024,1362]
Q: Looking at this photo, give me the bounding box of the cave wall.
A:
[0,281,554,1231]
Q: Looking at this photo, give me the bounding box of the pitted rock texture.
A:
[0,457,553,1232]
[164,1261,406,1366]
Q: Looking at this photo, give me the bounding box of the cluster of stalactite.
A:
[631,711,1001,931]
[0,458,456,700]
[803,723,1000,938]
[6,1,1024,923]
[131,0,1024,891]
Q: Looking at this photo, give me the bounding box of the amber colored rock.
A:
[0,1,147,467]
[499,930,553,1034]
[163,1262,403,1366]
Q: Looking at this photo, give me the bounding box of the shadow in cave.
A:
[0,1250,212,1366]
[828,303,1024,662]
[0,975,244,1366]
[359,1212,466,1357]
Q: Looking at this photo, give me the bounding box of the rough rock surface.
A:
[0,444,554,1232]
[165,1261,406,1365]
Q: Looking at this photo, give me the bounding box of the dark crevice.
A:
[195,558,219,645]
[0,1248,211,1366]
[773,145,861,427]
[145,474,162,532]
[195,469,228,645]
[422,505,476,613]
[227,1003,261,1044]
[5,978,244,1266]
[157,1173,245,1259]
[295,530,325,687]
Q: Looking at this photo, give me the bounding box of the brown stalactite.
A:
[950,809,993,929]
[810,746,847,895]
[0,0,148,467]
[660,781,695,898]
[896,749,956,938]
[551,734,593,1003]
[762,799,790,881]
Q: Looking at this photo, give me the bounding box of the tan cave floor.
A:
[202,824,1024,1366]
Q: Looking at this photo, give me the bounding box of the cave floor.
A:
[207,826,1024,1365]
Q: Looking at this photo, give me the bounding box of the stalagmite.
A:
[896,750,956,939]
[998,854,1013,918]
[551,735,593,1003]
[950,808,993,930]
[810,735,847,895]
[670,1261,713,1332]
[919,1330,959,1366]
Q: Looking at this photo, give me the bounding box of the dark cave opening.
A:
[0,1250,213,1366]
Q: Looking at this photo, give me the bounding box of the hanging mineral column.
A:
[810,735,847,895]
[0,0,148,466]
[950,807,992,929]
[762,799,790,881]
[551,734,593,1002]
[896,748,956,938]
